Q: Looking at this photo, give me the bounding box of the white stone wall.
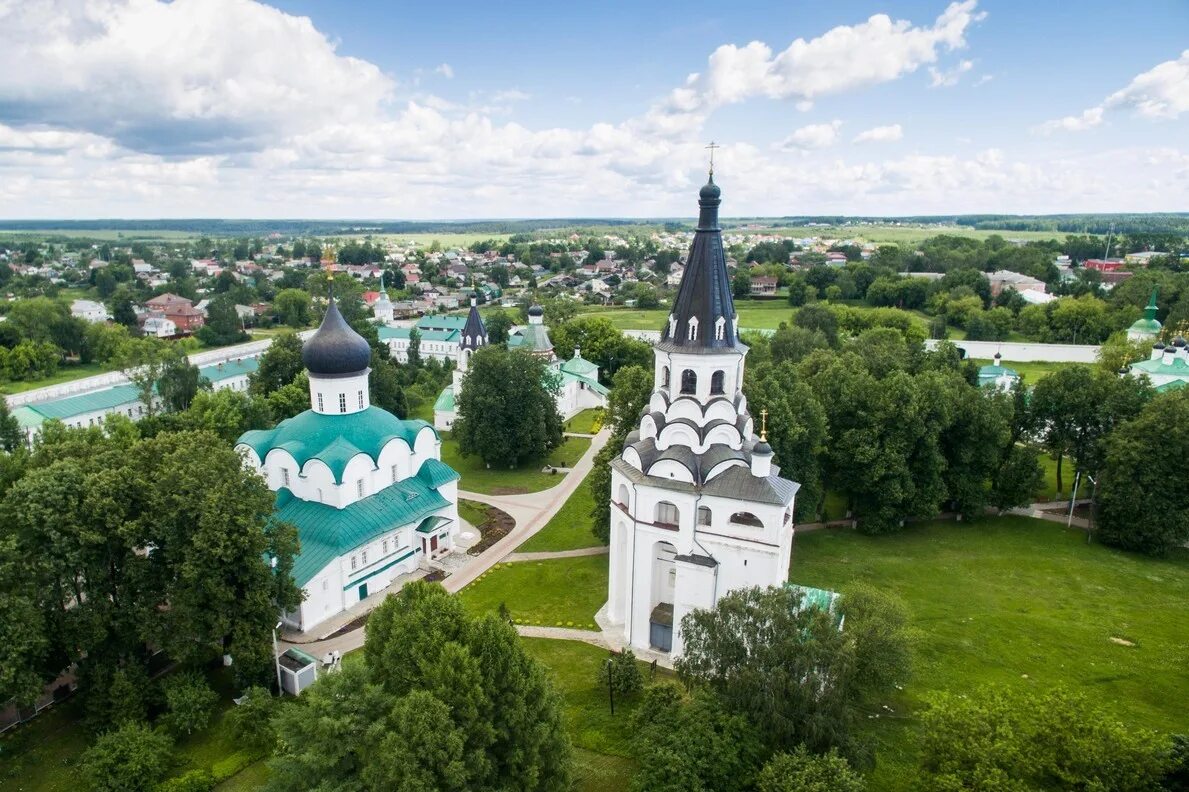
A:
[930,339,1100,363]
[308,371,371,416]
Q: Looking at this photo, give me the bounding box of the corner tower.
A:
[603,171,799,661]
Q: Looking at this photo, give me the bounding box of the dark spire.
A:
[660,172,737,350]
[302,288,372,376]
[461,284,486,350]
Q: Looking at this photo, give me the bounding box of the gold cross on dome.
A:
[760,408,768,442]
[706,141,720,175]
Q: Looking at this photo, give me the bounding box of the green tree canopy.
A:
[453,346,563,467]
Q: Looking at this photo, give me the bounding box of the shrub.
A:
[80,722,173,792]
[160,672,218,736]
[157,769,216,792]
[597,649,643,697]
[225,686,278,755]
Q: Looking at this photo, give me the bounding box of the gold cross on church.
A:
[706,141,720,175]
[760,408,768,442]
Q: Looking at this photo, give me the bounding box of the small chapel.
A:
[603,172,800,658]
[236,286,461,633]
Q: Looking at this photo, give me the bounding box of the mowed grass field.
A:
[790,516,1189,789]
[517,474,601,553]
[457,555,608,629]
[439,434,591,494]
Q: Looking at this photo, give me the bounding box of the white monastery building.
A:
[236,288,461,633]
[604,175,799,659]
[429,294,609,431]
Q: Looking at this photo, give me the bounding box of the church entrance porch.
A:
[649,541,677,653]
[649,602,674,652]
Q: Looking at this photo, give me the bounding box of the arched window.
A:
[730,511,764,527]
[655,501,680,527]
[617,484,630,508]
[697,506,712,526]
[715,316,726,341]
[680,369,697,394]
[710,370,725,395]
[687,317,699,341]
[661,366,670,388]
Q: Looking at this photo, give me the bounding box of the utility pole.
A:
[606,656,615,715]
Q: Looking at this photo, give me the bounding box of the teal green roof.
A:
[378,326,458,343]
[416,515,452,534]
[1128,318,1162,335]
[12,405,45,430]
[509,324,553,353]
[560,354,599,377]
[24,383,141,421]
[378,326,409,341]
[415,457,460,488]
[273,470,451,587]
[434,386,455,413]
[560,370,609,396]
[237,407,437,483]
[977,364,1019,386]
[1130,356,1189,378]
[199,356,259,382]
[1156,379,1188,393]
[416,315,467,332]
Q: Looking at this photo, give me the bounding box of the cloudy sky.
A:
[1,0,1187,219]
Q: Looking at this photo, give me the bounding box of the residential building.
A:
[71,299,111,323]
[750,275,778,295]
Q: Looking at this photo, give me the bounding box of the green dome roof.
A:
[238,407,437,483]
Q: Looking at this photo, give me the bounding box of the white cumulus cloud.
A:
[854,124,903,143]
[779,120,843,150]
[435,63,454,79]
[928,59,973,87]
[644,0,986,131]
[1040,49,1189,133]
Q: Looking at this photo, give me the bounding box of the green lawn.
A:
[743,224,1069,245]
[0,361,115,395]
[439,435,592,494]
[791,516,1189,789]
[517,474,601,552]
[458,498,490,530]
[458,555,608,629]
[564,408,605,435]
[523,638,641,756]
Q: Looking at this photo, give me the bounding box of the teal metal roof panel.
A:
[416,458,460,488]
[274,474,450,587]
[237,407,438,483]
[27,384,142,420]
[199,356,259,382]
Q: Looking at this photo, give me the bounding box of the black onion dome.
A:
[699,177,721,201]
[1174,336,1187,347]
[302,295,371,376]
[528,304,544,317]
[660,174,737,351]
[753,440,773,455]
[1154,342,1166,349]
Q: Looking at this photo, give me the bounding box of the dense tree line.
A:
[0,423,301,721]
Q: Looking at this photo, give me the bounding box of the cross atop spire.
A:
[706,141,720,178]
[760,408,768,443]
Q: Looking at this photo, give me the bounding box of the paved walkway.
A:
[516,625,610,648]
[281,427,612,657]
[504,547,609,563]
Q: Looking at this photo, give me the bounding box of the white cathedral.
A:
[236,288,461,633]
[603,174,800,658]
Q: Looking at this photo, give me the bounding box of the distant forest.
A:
[1,213,1188,237]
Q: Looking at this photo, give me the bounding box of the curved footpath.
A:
[281,427,611,657]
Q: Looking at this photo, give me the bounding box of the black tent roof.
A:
[659,175,739,352]
[461,293,486,349]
